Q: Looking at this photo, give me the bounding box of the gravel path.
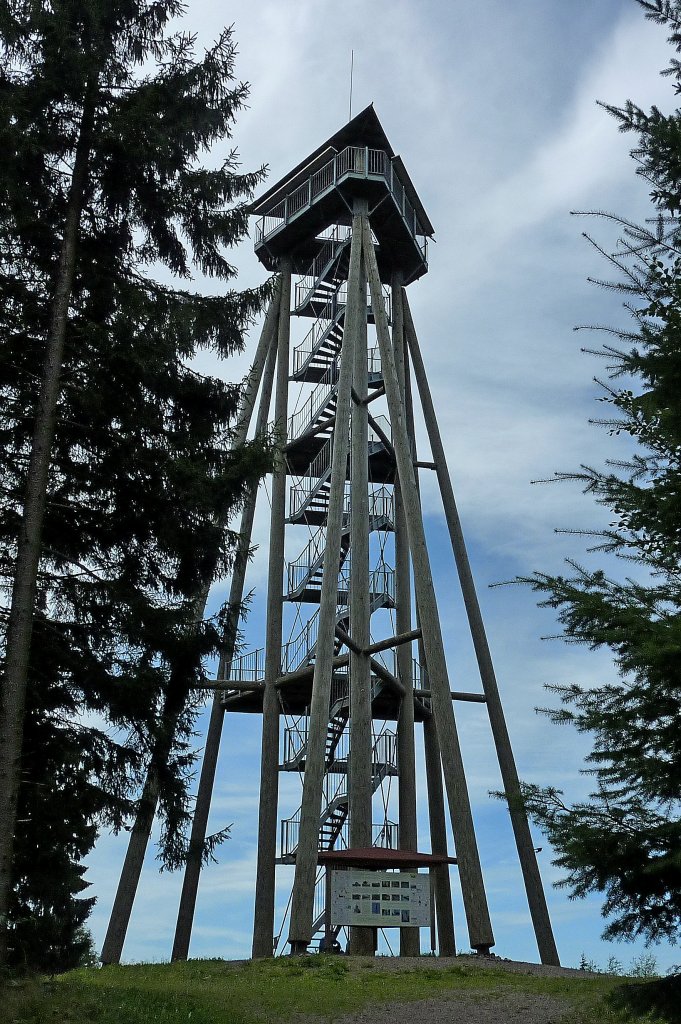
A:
[326,955,603,1024]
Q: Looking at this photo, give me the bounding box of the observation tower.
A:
[172,105,560,964]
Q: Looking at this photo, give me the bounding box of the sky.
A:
[85,0,680,974]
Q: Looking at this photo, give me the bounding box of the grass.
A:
[2,955,655,1024]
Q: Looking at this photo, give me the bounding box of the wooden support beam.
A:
[362,216,494,953]
[363,384,385,405]
[275,654,349,687]
[363,628,422,656]
[334,625,406,697]
[253,263,292,958]
[402,292,559,966]
[415,461,437,470]
[415,690,487,704]
[424,715,457,956]
[288,209,362,953]
[348,203,373,955]
[403,329,456,958]
[391,272,419,957]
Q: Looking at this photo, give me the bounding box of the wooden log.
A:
[348,204,373,955]
[391,272,419,957]
[362,216,494,953]
[287,208,363,952]
[252,263,292,958]
[402,292,559,966]
[363,628,422,656]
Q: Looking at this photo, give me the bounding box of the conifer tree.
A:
[519,0,681,949]
[0,1,270,967]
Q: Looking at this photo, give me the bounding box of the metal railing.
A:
[287,525,332,595]
[369,415,393,447]
[280,815,398,858]
[254,145,429,262]
[222,647,263,687]
[288,437,334,519]
[336,562,395,603]
[287,362,339,440]
[293,303,344,375]
[294,278,392,324]
[367,346,382,378]
[283,721,397,771]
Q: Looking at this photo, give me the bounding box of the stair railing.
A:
[286,525,328,595]
[288,437,333,519]
[292,301,345,376]
[287,361,339,441]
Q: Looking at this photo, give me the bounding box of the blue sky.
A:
[85,0,680,972]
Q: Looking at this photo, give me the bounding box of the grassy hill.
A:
[3,955,660,1024]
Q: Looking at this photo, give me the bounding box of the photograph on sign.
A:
[330,869,430,927]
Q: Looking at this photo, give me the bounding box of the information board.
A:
[330,869,430,928]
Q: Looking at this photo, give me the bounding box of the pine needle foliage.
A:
[0,0,271,971]
[517,0,681,947]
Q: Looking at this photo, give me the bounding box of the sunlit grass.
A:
[3,955,651,1024]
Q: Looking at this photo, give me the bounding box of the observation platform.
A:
[251,106,433,285]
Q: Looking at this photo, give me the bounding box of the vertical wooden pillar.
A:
[401,308,456,957]
[288,211,363,952]
[253,264,292,958]
[172,288,280,961]
[362,218,494,953]
[423,716,457,955]
[348,200,373,956]
[392,274,419,957]
[402,292,559,966]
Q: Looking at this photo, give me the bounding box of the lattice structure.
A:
[171,106,560,964]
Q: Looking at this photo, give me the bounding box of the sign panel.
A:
[330,869,430,928]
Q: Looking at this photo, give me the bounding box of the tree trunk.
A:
[0,82,97,966]
[100,770,161,965]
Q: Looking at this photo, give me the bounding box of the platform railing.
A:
[280,816,399,859]
[254,145,429,262]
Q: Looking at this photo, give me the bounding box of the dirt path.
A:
[326,955,603,1024]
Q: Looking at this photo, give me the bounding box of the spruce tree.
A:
[519,0,681,949]
[0,1,270,968]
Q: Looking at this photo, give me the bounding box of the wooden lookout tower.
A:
[170,106,560,964]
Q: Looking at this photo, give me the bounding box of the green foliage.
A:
[516,0,681,950]
[0,0,271,972]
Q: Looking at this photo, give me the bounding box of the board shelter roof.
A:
[318,847,457,868]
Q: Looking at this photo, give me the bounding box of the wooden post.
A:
[402,292,559,966]
[348,200,373,956]
[423,715,457,955]
[401,304,456,957]
[392,274,419,957]
[172,289,281,961]
[362,218,494,953]
[287,211,362,952]
[324,868,333,951]
[253,264,292,957]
